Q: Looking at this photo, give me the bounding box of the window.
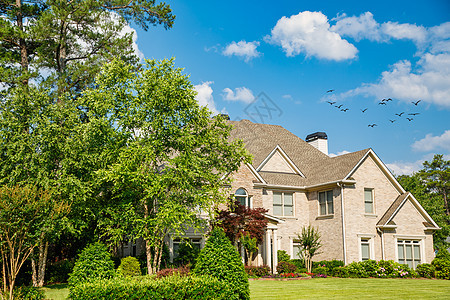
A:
[361,238,371,261]
[292,239,302,259]
[318,190,333,215]
[364,188,374,213]
[273,191,293,216]
[398,240,421,269]
[235,188,251,208]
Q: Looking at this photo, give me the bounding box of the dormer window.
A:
[235,188,251,208]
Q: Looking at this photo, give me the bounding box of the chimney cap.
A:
[306,132,327,142]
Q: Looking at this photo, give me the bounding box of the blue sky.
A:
[130,0,449,175]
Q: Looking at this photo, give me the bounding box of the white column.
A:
[265,229,271,272]
[272,229,278,274]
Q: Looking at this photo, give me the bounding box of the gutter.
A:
[338,183,347,265]
[377,227,385,260]
[253,179,356,191]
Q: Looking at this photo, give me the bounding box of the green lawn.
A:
[250,278,450,299]
[41,278,450,300]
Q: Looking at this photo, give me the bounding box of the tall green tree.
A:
[296,225,322,273]
[93,58,251,274]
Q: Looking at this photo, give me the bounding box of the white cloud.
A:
[265,11,358,61]
[331,12,384,42]
[194,81,220,114]
[381,22,427,45]
[343,52,450,107]
[222,41,261,62]
[386,159,424,176]
[412,130,450,152]
[222,87,255,104]
[329,150,351,157]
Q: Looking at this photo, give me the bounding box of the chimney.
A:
[306,132,328,155]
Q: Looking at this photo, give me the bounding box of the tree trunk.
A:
[37,241,48,287]
[16,0,29,86]
[444,193,449,216]
[31,249,37,287]
[145,239,153,275]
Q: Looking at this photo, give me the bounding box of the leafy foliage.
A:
[173,241,200,267]
[68,243,115,287]
[46,259,75,284]
[432,249,450,280]
[193,228,249,300]
[277,250,291,263]
[117,256,141,277]
[69,275,235,300]
[244,265,271,278]
[156,266,190,278]
[12,286,45,300]
[0,185,68,298]
[333,260,415,278]
[296,225,322,273]
[276,261,297,274]
[416,263,435,278]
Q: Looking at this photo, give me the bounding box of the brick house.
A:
[168,119,439,272]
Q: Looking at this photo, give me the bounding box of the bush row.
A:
[69,275,235,300]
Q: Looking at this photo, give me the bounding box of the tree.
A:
[94,58,251,274]
[419,154,450,216]
[296,225,322,273]
[215,201,268,265]
[0,0,174,92]
[0,185,68,300]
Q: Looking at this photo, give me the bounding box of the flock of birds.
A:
[324,90,422,128]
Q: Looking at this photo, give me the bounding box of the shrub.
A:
[377,260,411,278]
[193,227,249,300]
[69,275,235,300]
[46,259,75,284]
[276,261,297,274]
[416,263,435,278]
[68,242,115,287]
[244,265,270,277]
[346,262,369,278]
[277,250,291,263]
[314,265,327,276]
[435,248,450,260]
[360,260,378,277]
[118,256,141,277]
[173,241,200,267]
[333,266,349,278]
[13,286,45,300]
[157,265,190,278]
[432,258,450,280]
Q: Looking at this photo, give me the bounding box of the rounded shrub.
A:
[117,256,141,277]
[277,250,291,263]
[68,242,115,287]
[416,263,435,278]
[276,261,297,274]
[193,227,249,300]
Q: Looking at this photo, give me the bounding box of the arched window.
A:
[235,188,250,207]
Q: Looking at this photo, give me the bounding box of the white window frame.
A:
[235,188,252,208]
[318,190,334,216]
[395,237,423,269]
[272,191,294,216]
[358,234,375,261]
[364,188,375,214]
[291,238,302,259]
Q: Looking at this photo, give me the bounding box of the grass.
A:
[41,283,69,300]
[249,277,450,299]
[41,278,450,299]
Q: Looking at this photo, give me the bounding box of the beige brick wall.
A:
[343,155,400,263]
[308,188,345,261]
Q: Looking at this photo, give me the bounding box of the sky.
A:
[130,0,449,176]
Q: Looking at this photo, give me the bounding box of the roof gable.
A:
[257,145,304,176]
[377,192,440,229]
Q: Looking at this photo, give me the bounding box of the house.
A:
[187,119,439,272]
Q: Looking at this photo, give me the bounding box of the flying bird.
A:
[361,108,368,113]
[368,124,377,127]
[335,104,343,109]
[327,101,336,105]
[395,112,405,117]
[386,98,392,101]
[408,113,420,116]
[378,102,387,105]
[412,100,421,105]
[389,120,396,123]
[406,118,414,121]
[341,108,349,112]
[326,89,335,93]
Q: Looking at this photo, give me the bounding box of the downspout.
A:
[338,183,347,265]
[377,227,385,260]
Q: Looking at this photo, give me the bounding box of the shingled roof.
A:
[229,119,369,187]
[377,193,409,226]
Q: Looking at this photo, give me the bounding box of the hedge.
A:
[69,275,234,300]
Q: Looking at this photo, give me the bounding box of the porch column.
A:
[272,229,278,274]
[265,229,271,272]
